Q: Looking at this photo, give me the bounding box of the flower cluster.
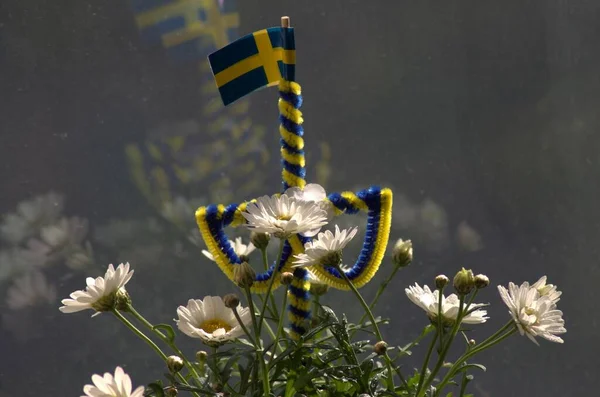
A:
[54,183,566,396]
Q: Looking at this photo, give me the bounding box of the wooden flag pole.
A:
[281,16,290,27]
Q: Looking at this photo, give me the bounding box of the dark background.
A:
[1,0,598,395]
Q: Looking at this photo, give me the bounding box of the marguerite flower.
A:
[81,366,144,397]
[293,225,358,268]
[284,183,335,221]
[498,280,566,345]
[202,237,255,262]
[405,283,489,325]
[242,194,328,239]
[59,263,133,315]
[176,296,252,346]
[6,271,57,310]
[531,276,562,305]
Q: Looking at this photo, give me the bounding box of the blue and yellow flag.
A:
[208,27,296,105]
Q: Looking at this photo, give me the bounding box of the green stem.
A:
[337,266,396,392]
[351,261,405,339]
[261,247,279,317]
[112,309,196,394]
[268,287,289,367]
[243,286,271,397]
[261,247,270,271]
[458,372,469,397]
[112,309,169,362]
[418,295,465,397]
[437,286,444,353]
[258,239,285,335]
[126,304,202,385]
[433,326,517,396]
[473,320,514,350]
[413,331,438,397]
[232,306,256,345]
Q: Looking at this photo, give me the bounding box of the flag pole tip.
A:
[281,16,290,28]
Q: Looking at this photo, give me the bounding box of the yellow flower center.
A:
[277,214,291,221]
[199,319,232,334]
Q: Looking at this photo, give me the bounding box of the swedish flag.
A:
[208,27,296,105]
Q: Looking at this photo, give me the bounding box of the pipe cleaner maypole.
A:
[197,16,393,339]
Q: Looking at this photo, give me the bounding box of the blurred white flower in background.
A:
[0,242,50,282]
[405,283,489,325]
[59,263,134,315]
[6,271,57,310]
[498,278,566,345]
[176,296,251,346]
[66,241,95,270]
[81,366,144,397]
[202,237,255,262]
[0,192,64,245]
[40,216,88,252]
[456,221,484,252]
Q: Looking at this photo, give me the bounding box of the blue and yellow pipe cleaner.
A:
[196,19,393,340]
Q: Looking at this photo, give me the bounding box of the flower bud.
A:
[453,268,475,295]
[167,355,184,373]
[374,341,388,355]
[250,231,270,250]
[280,272,294,285]
[435,274,449,289]
[114,288,131,311]
[468,339,476,346]
[165,386,178,397]
[392,239,413,268]
[233,262,255,288]
[309,281,329,297]
[474,274,489,289]
[196,350,208,363]
[223,293,240,309]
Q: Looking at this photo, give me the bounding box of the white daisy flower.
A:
[59,263,134,315]
[202,237,255,262]
[242,194,329,239]
[176,296,252,346]
[293,225,358,268]
[284,183,335,221]
[405,283,489,325]
[0,192,64,244]
[6,271,57,310]
[81,366,144,397]
[498,281,566,345]
[530,276,562,305]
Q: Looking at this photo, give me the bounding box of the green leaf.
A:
[153,324,176,343]
[457,363,487,373]
[143,382,164,397]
